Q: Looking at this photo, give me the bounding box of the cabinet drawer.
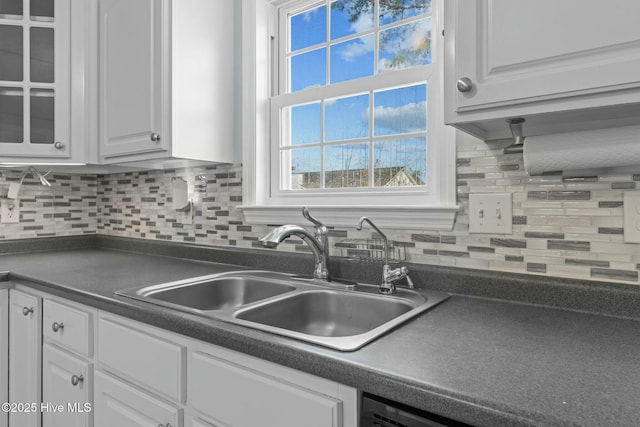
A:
[189,351,342,427]
[42,344,92,427]
[43,299,93,357]
[98,317,186,402]
[94,371,182,427]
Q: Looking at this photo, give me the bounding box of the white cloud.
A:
[369,101,427,133]
[338,37,373,62]
[301,6,321,23]
[351,13,373,33]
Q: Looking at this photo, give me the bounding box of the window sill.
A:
[238,205,459,230]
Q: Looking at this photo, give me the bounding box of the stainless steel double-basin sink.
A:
[116,270,449,351]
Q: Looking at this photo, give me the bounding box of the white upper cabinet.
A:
[444,0,640,140]
[98,0,235,167]
[0,0,91,163]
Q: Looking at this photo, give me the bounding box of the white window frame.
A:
[239,0,458,230]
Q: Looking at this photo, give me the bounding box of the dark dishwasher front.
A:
[360,393,472,427]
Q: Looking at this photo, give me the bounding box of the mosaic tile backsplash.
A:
[2,131,640,285]
[0,170,97,239]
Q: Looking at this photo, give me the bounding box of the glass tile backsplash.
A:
[1,132,640,285]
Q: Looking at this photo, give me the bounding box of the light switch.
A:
[469,193,512,234]
[623,191,640,243]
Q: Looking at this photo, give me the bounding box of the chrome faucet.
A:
[259,207,330,281]
[356,216,414,295]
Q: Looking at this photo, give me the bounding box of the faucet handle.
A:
[302,206,325,229]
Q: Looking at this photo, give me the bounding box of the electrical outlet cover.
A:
[469,193,513,234]
[1,199,20,223]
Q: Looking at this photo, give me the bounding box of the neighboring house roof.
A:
[291,166,423,189]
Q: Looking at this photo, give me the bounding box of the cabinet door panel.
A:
[99,0,167,158]
[97,316,186,403]
[0,289,8,427]
[8,290,42,427]
[189,351,342,427]
[42,344,92,427]
[451,0,640,111]
[94,371,182,427]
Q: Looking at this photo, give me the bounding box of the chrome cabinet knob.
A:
[22,307,34,316]
[70,374,84,386]
[52,322,64,333]
[157,424,171,427]
[456,77,473,93]
[54,141,64,149]
[150,132,161,142]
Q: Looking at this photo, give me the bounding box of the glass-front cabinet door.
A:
[0,0,70,159]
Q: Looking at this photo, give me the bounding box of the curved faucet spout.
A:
[356,216,389,265]
[259,224,329,280]
[356,216,413,294]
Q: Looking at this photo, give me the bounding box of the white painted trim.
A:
[242,0,276,206]
[241,0,457,230]
[238,205,459,230]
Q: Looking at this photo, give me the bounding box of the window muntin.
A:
[277,0,433,196]
[287,0,432,92]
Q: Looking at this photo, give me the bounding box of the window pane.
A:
[30,0,54,19]
[30,88,54,144]
[290,48,326,92]
[324,94,369,142]
[379,18,431,71]
[286,147,322,190]
[379,0,431,26]
[325,143,369,188]
[330,0,373,40]
[374,83,427,136]
[0,25,23,81]
[30,27,54,83]
[290,102,321,146]
[330,34,374,84]
[373,137,426,187]
[0,0,23,17]
[0,87,23,143]
[290,4,326,52]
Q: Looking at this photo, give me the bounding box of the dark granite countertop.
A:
[2,241,640,427]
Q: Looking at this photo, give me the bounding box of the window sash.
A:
[270,65,436,202]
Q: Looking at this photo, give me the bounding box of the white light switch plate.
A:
[623,191,640,243]
[469,193,512,234]
[1,199,20,223]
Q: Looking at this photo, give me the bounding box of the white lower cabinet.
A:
[6,286,96,427]
[94,371,182,427]
[0,289,8,427]
[4,291,358,427]
[97,313,358,427]
[8,289,42,427]
[42,344,92,427]
[189,350,342,427]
